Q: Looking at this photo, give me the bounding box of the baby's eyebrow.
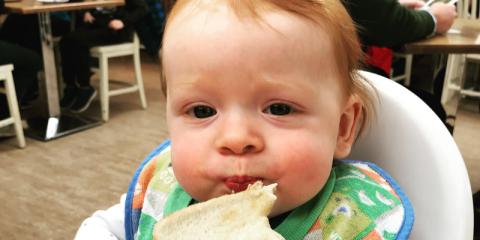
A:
[257,77,316,92]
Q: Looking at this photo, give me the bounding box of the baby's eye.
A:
[188,105,217,118]
[263,103,294,116]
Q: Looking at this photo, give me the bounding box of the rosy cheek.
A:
[286,156,324,183]
[274,144,332,193]
[171,147,198,181]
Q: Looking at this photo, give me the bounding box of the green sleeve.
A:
[342,0,435,48]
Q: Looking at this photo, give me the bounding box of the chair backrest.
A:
[90,32,140,57]
[348,71,473,239]
[0,64,14,91]
[458,0,479,19]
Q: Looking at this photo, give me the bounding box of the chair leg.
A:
[133,50,147,109]
[99,56,110,122]
[472,63,479,90]
[460,58,470,93]
[441,55,463,105]
[404,54,413,86]
[4,71,26,148]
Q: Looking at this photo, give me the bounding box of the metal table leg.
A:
[25,13,102,141]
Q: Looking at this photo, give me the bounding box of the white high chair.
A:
[90,33,148,122]
[0,64,26,148]
[348,71,473,239]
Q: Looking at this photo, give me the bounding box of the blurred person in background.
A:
[343,0,456,50]
[0,0,42,137]
[343,0,456,132]
[58,0,148,113]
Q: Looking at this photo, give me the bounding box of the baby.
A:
[74,0,413,239]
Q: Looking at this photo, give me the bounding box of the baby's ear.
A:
[334,95,362,159]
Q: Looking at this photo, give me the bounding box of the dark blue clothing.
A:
[0,41,42,118]
[59,0,148,88]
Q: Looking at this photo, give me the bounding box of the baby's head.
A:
[162,0,373,216]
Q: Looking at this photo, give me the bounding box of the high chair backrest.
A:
[348,71,473,239]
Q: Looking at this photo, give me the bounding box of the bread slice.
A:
[153,182,285,240]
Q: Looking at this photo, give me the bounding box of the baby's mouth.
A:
[224,176,262,193]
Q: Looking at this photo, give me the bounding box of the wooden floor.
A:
[1,55,479,239]
[454,98,480,194]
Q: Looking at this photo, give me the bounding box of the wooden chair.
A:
[90,33,148,122]
[458,0,480,98]
[0,64,26,148]
[390,53,413,86]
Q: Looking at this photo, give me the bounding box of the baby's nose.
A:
[216,126,264,155]
[218,137,263,155]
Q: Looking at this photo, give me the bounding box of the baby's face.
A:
[164,5,352,216]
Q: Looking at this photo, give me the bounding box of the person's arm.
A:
[74,194,127,240]
[342,0,436,47]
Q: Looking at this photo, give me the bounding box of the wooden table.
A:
[403,19,480,54]
[5,0,123,14]
[402,18,480,105]
[5,0,124,140]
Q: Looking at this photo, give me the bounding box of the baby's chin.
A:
[268,200,296,218]
[268,190,319,218]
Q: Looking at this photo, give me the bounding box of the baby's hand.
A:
[108,19,124,30]
[83,11,95,23]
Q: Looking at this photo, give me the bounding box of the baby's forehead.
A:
[164,1,331,48]
[161,1,348,96]
[163,3,336,63]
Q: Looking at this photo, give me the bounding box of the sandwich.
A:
[153,181,285,240]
